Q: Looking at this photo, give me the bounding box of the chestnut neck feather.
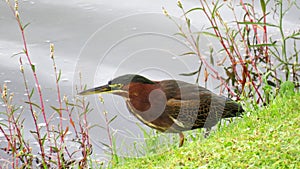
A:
[126,82,161,112]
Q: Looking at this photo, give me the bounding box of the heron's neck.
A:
[127,83,161,112]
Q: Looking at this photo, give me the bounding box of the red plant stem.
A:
[8,106,32,165]
[201,1,240,76]
[19,16,49,133]
[0,126,15,167]
[228,2,264,102]
[197,0,239,97]
[178,1,236,97]
[238,0,265,102]
[230,21,264,102]
[65,100,79,138]
[2,93,17,167]
[78,76,91,164]
[51,58,63,139]
[51,57,62,167]
[199,0,264,102]
[0,126,12,152]
[8,1,51,136]
[241,1,262,44]
[0,117,15,168]
[2,86,34,167]
[240,1,264,81]
[65,101,78,138]
[19,59,46,164]
[6,1,49,164]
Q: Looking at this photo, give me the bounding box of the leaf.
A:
[100,142,111,149]
[0,122,8,128]
[211,1,223,19]
[180,51,196,56]
[199,31,219,39]
[184,7,203,15]
[62,126,69,138]
[51,146,59,153]
[50,106,60,113]
[10,51,25,58]
[187,18,191,28]
[209,46,214,65]
[31,64,36,72]
[22,22,31,30]
[95,125,106,130]
[179,70,199,76]
[69,118,75,128]
[25,101,41,110]
[174,32,187,38]
[237,21,278,28]
[249,43,277,48]
[29,88,34,99]
[108,115,117,125]
[217,56,226,66]
[57,69,62,82]
[196,34,200,48]
[41,133,47,146]
[260,0,266,14]
[30,130,38,135]
[285,31,300,40]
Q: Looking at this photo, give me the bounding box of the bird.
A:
[79,74,244,147]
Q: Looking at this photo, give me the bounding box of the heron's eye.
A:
[109,83,123,89]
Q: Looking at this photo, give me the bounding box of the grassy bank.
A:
[113,93,300,168]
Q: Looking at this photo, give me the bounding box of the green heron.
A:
[79,74,244,147]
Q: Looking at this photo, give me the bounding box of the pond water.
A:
[0,0,299,164]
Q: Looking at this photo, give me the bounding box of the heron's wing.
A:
[160,80,243,131]
[165,98,215,131]
[160,80,243,117]
[159,80,212,100]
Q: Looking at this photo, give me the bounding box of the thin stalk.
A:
[103,111,114,161]
[64,96,79,138]
[278,0,288,80]
[230,2,264,102]
[19,59,46,165]
[198,0,240,96]
[50,44,63,141]
[6,1,51,164]
[240,1,263,84]
[50,44,63,167]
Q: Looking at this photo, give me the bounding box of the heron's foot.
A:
[204,127,211,138]
[179,132,184,147]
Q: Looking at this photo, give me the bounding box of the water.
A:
[0,0,299,165]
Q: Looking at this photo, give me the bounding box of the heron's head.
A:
[78,74,155,97]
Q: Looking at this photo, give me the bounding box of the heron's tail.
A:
[222,98,244,118]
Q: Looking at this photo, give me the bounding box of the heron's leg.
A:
[204,127,211,138]
[179,132,184,147]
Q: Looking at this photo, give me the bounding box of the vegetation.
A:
[0,1,98,168]
[0,0,299,168]
[113,92,300,168]
[163,0,299,105]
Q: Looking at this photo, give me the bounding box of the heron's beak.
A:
[78,83,125,96]
[78,84,111,95]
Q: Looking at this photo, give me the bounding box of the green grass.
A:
[112,93,300,168]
